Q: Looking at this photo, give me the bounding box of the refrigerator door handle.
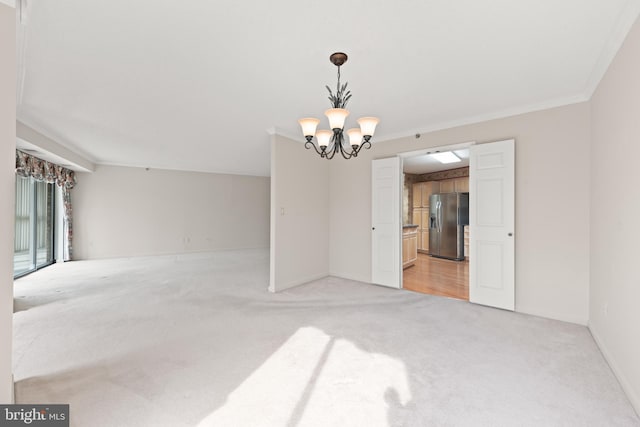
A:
[435,201,438,231]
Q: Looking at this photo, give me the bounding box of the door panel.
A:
[372,157,401,288]
[469,139,515,310]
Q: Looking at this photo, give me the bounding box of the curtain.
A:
[15,150,77,261]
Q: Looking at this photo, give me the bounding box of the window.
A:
[14,176,55,278]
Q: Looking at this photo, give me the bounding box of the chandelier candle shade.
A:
[298,52,379,159]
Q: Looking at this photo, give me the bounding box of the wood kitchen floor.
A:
[403,253,469,300]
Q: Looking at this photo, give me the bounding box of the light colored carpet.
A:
[13,249,639,427]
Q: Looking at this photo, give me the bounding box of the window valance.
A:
[15,149,76,189]
[15,149,77,261]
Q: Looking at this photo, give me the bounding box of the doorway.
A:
[400,143,472,301]
[371,139,515,310]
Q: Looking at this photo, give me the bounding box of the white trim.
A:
[272,94,589,150]
[268,273,328,293]
[589,324,640,418]
[374,94,588,144]
[516,305,588,326]
[93,160,269,178]
[329,271,370,284]
[0,0,16,8]
[583,0,640,98]
[265,126,300,142]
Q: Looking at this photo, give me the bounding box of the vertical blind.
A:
[13,177,55,277]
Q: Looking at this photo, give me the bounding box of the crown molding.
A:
[583,0,640,99]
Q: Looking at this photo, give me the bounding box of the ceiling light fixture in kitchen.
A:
[430,152,461,164]
[298,52,379,160]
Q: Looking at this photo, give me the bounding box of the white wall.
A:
[329,103,591,325]
[590,15,640,415]
[0,3,15,403]
[270,134,329,292]
[73,165,270,259]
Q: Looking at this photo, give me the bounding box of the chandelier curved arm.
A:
[352,140,372,156]
[324,130,353,160]
[338,141,354,160]
[310,132,371,160]
[325,142,339,160]
[305,140,327,158]
[323,132,339,160]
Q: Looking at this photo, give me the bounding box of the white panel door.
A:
[371,157,401,288]
[469,139,515,310]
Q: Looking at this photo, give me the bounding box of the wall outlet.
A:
[603,302,609,318]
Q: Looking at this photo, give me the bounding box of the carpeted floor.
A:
[12,249,640,426]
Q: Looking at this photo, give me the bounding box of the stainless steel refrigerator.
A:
[429,192,469,261]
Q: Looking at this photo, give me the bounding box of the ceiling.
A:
[403,149,469,175]
[16,1,640,176]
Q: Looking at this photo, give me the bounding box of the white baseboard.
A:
[515,305,588,326]
[328,271,370,284]
[589,324,640,418]
[269,272,328,293]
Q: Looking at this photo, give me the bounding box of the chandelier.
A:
[298,52,380,159]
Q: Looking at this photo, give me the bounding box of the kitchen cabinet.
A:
[464,225,470,260]
[421,210,430,230]
[412,209,424,252]
[410,180,438,252]
[402,226,418,269]
[413,181,440,208]
[409,209,431,253]
[409,176,468,258]
[412,183,422,208]
[412,179,466,254]
[439,179,455,193]
[412,209,421,227]
[436,177,469,193]
[455,177,469,192]
[421,181,440,207]
[419,210,430,252]
[421,229,429,252]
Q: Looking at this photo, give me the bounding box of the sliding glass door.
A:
[14,176,55,277]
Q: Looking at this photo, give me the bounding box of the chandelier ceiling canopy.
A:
[298,53,379,160]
